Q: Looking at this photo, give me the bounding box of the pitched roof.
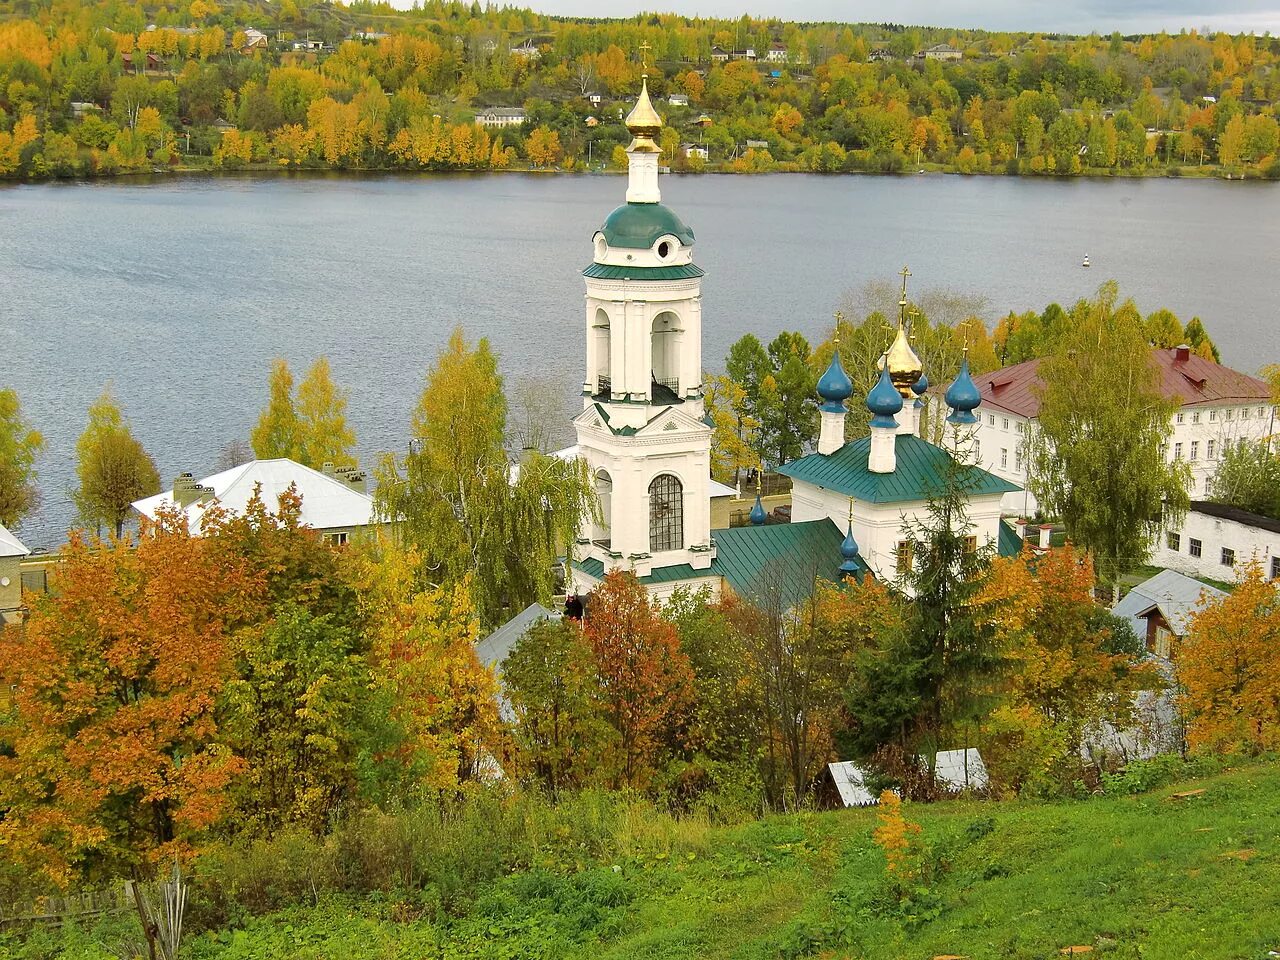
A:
[1112,568,1226,637]
[776,433,1019,504]
[931,748,989,791]
[997,519,1023,557]
[0,524,30,559]
[972,349,1272,419]
[1187,499,1280,536]
[476,602,558,675]
[132,458,374,534]
[573,519,861,607]
[828,761,877,807]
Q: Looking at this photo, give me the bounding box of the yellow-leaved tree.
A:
[1179,563,1280,755]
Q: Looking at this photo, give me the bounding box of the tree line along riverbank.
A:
[2,2,1279,182]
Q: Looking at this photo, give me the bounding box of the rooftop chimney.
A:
[1174,344,1190,362]
[172,472,214,508]
[335,465,367,494]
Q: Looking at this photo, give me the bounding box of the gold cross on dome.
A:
[639,40,652,71]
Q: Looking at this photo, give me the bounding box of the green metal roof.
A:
[599,202,695,249]
[572,519,862,608]
[997,519,1023,558]
[776,434,1019,504]
[583,262,705,281]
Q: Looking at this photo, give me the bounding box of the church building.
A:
[569,78,1021,605]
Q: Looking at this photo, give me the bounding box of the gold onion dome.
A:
[625,77,663,152]
[886,323,922,399]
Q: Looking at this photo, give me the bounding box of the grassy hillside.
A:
[5,758,1279,960]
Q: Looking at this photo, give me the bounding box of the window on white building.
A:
[975,439,981,459]
[1242,407,1250,420]
[1272,557,1280,580]
[1014,449,1022,471]
[987,414,995,426]
[1209,410,1216,422]
[1015,422,1024,434]
[1189,538,1202,558]
[1167,531,1181,551]
[1221,547,1235,567]
[1190,441,1198,461]
[1207,440,1215,459]
[1258,406,1266,418]
[649,474,684,552]
[1002,417,1009,430]
[1001,448,1008,468]
[1225,408,1233,421]
[896,540,914,576]
[1174,442,1183,459]
[1192,412,1201,424]
[323,531,349,546]
[1176,412,1185,424]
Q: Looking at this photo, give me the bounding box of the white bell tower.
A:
[573,77,714,580]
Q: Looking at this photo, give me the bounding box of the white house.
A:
[667,92,690,107]
[1158,501,1280,583]
[475,107,526,128]
[0,524,29,626]
[919,43,962,61]
[765,42,788,63]
[509,39,541,59]
[968,346,1275,516]
[132,459,374,544]
[681,143,708,160]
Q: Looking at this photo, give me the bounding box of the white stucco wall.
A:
[790,478,1006,592]
[1157,508,1280,582]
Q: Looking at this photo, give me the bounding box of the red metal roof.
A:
[969,348,1271,420]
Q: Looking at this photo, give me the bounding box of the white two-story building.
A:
[967,345,1274,517]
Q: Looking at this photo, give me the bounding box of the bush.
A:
[1264,158,1280,180]
[1100,754,1222,796]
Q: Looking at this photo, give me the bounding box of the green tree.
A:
[1209,440,1280,519]
[250,359,302,461]
[758,332,817,465]
[74,389,161,538]
[0,388,44,528]
[1027,284,1190,592]
[297,357,356,468]
[374,328,594,629]
[1144,308,1184,348]
[1183,316,1220,362]
[503,617,611,794]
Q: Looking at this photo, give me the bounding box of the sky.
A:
[504,1,1280,36]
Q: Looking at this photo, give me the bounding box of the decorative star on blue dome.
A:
[749,493,767,526]
[866,365,903,428]
[945,354,981,426]
[817,349,854,413]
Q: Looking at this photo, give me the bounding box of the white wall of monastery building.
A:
[1157,502,1280,582]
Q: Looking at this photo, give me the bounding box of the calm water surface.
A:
[4,172,1279,548]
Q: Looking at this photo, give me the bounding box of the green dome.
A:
[599,202,695,249]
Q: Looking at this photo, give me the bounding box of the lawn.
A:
[4,758,1278,960]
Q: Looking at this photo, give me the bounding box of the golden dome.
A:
[886,323,922,398]
[625,77,663,152]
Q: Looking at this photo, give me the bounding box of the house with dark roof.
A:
[1159,500,1280,584]
[0,523,29,626]
[968,346,1275,515]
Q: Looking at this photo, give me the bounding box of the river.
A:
[3,171,1279,548]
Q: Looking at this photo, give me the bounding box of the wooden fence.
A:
[0,884,133,926]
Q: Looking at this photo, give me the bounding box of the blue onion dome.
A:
[912,369,929,409]
[866,365,903,428]
[817,350,854,412]
[945,355,981,425]
[749,494,767,526]
[839,520,860,573]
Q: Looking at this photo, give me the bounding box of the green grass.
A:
[5,760,1279,960]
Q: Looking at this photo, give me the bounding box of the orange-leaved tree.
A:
[0,506,259,886]
[584,571,693,789]
[976,544,1156,791]
[1179,562,1280,755]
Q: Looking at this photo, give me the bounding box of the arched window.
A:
[649,474,684,553]
[651,311,681,400]
[594,469,612,547]
[593,308,611,397]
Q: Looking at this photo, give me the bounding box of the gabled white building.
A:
[968,346,1275,516]
[474,107,526,128]
[1158,501,1280,583]
[132,458,373,544]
